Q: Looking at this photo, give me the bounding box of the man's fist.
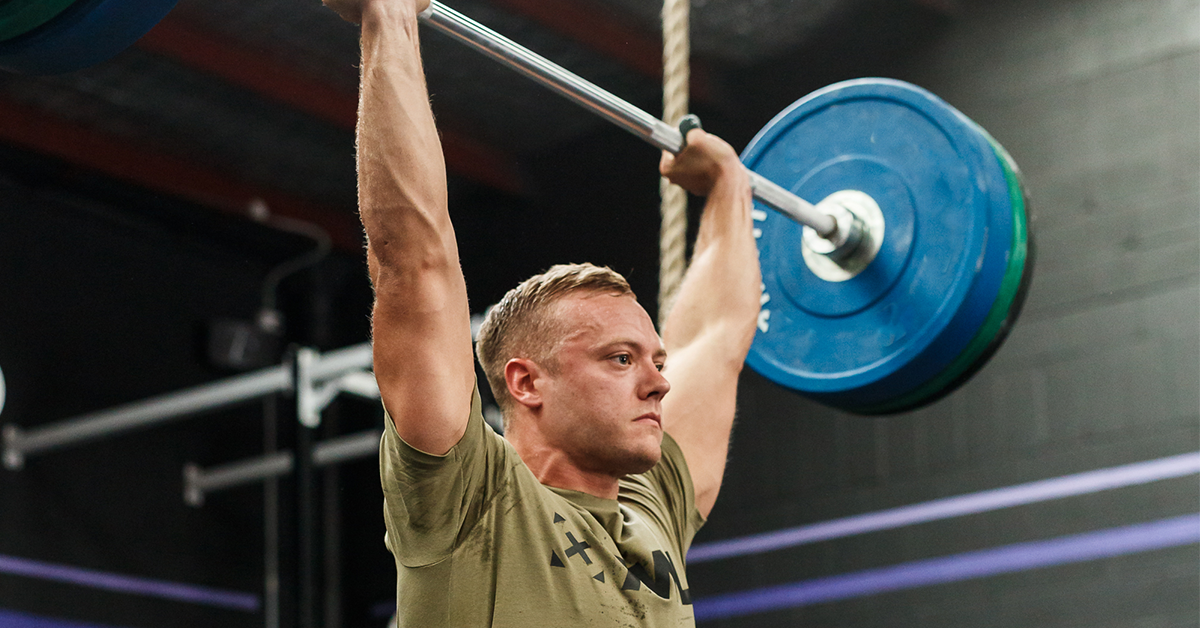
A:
[659,129,746,197]
[323,0,431,24]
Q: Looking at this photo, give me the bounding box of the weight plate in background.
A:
[744,78,1016,413]
[0,0,181,74]
[0,0,78,43]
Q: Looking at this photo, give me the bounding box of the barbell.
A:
[0,0,1033,415]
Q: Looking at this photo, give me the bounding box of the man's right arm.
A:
[351,0,475,455]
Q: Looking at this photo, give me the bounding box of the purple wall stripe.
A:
[0,554,259,612]
[693,513,1200,621]
[371,600,396,618]
[0,609,124,628]
[689,451,1200,563]
[6,453,1197,621]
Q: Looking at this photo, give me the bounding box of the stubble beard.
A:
[571,424,663,478]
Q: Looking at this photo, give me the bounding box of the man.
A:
[325,0,760,624]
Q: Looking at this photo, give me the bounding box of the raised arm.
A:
[658,129,761,518]
[333,0,474,454]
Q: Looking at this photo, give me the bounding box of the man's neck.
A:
[506,431,621,500]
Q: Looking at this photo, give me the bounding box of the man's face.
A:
[536,292,670,477]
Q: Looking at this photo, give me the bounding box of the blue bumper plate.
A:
[744,78,1015,413]
[0,0,181,74]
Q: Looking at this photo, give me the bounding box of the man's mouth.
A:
[635,413,661,427]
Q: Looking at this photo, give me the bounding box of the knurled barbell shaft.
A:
[419,1,839,238]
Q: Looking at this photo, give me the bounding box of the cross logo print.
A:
[563,531,593,566]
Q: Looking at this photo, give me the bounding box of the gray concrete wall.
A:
[691,0,1200,625]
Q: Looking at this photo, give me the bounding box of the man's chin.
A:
[623,444,662,475]
[586,435,663,476]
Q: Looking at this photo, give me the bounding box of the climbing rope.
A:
[658,0,690,326]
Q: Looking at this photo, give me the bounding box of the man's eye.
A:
[615,354,631,365]
[655,363,664,372]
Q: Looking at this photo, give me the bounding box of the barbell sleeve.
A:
[419,1,839,238]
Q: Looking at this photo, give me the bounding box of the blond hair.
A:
[476,263,634,418]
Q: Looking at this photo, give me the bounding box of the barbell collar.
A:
[801,200,866,262]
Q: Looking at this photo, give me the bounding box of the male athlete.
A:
[325,0,761,624]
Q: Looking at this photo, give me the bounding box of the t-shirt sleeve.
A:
[378,383,511,568]
[625,432,707,554]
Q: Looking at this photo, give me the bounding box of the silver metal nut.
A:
[800,190,886,282]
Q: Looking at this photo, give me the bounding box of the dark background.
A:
[1,0,1197,626]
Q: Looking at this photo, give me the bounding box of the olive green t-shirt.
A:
[380,386,706,627]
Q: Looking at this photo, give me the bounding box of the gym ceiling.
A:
[0,0,954,252]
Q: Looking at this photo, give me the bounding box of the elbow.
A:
[732,323,757,371]
[729,301,761,364]
[707,313,759,373]
[362,205,458,273]
[371,247,460,295]
[366,235,463,305]
[366,232,413,273]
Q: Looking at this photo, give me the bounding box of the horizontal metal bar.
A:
[8,366,290,466]
[308,342,372,380]
[185,429,382,506]
[3,342,375,469]
[420,1,837,237]
[338,371,382,400]
[313,430,382,467]
[191,452,294,495]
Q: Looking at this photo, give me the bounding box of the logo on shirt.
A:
[549,512,692,604]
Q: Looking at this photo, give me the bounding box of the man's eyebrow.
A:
[597,340,667,359]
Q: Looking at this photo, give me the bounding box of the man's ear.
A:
[505,358,544,409]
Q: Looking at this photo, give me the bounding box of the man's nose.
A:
[643,363,670,399]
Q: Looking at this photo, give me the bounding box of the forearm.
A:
[659,167,759,516]
[358,1,452,277]
[662,165,761,362]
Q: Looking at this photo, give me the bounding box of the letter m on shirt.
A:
[622,550,692,604]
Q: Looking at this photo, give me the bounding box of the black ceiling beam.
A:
[488,0,714,101]
[0,96,365,251]
[137,16,527,196]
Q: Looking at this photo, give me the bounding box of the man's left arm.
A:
[658,128,761,519]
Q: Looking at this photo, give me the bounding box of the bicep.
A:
[371,260,476,456]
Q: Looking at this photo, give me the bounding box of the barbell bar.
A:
[0,0,1034,414]
[416,1,1034,413]
[416,2,849,243]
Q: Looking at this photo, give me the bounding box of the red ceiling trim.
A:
[0,97,364,251]
[489,0,713,101]
[137,18,359,129]
[492,0,662,78]
[137,16,525,194]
